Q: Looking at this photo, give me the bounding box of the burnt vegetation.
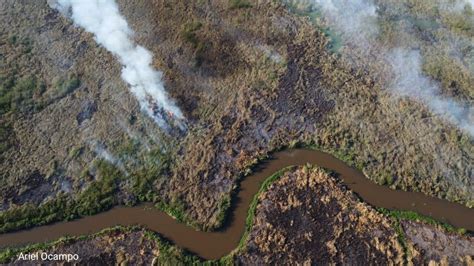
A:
[0,0,472,247]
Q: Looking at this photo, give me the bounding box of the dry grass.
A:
[0,0,472,233]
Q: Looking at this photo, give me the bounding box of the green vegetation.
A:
[297,141,366,172]
[212,156,271,230]
[379,171,395,186]
[88,141,186,226]
[50,76,81,100]
[131,171,158,202]
[181,21,206,67]
[123,143,171,202]
[68,146,84,159]
[0,104,189,242]
[215,195,231,227]
[0,130,175,233]
[0,160,124,233]
[181,22,203,48]
[0,195,72,233]
[0,73,80,156]
[0,122,13,155]
[75,160,123,216]
[142,230,203,265]
[116,138,140,159]
[229,0,252,9]
[155,198,201,230]
[387,213,410,263]
[443,12,473,34]
[0,75,44,115]
[378,208,468,235]
[0,149,297,263]
[7,35,18,45]
[1,147,469,264]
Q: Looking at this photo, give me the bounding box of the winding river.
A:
[0,149,473,260]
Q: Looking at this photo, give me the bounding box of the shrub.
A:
[0,123,12,154]
[68,146,84,159]
[75,160,122,216]
[229,0,252,9]
[181,22,202,48]
[0,76,42,115]
[181,22,207,67]
[52,76,81,99]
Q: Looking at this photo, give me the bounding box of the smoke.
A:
[388,49,474,135]
[52,0,185,131]
[306,0,474,137]
[311,0,378,44]
[91,141,128,175]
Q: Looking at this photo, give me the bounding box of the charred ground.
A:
[0,0,472,245]
[3,168,472,265]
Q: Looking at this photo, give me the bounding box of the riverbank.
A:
[1,165,472,264]
[1,149,472,263]
[2,0,473,241]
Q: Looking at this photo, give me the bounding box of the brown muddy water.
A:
[0,149,473,260]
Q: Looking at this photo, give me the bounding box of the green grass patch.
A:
[115,138,141,159]
[131,148,171,202]
[0,75,44,115]
[50,76,80,100]
[2,142,468,264]
[376,208,469,263]
[181,22,203,48]
[142,230,203,264]
[74,160,123,216]
[68,146,84,159]
[378,208,468,235]
[229,0,252,9]
[154,198,201,230]
[387,213,410,263]
[181,21,207,67]
[0,195,73,234]
[215,196,231,227]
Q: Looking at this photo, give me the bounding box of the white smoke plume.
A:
[305,0,474,137]
[388,49,474,136]
[311,0,378,44]
[91,141,128,175]
[52,0,185,131]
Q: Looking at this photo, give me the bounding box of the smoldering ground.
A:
[290,0,474,137]
[51,0,186,131]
